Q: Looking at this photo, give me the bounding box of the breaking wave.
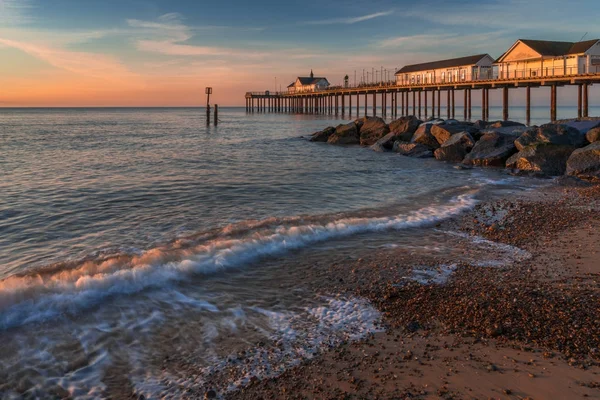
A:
[0,191,478,330]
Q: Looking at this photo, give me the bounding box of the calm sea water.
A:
[0,107,552,398]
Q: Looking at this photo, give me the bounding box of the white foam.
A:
[439,230,531,266]
[404,264,457,285]
[0,192,478,330]
[131,296,382,398]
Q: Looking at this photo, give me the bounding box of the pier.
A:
[245,74,600,125]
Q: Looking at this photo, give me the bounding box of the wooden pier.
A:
[245,74,600,125]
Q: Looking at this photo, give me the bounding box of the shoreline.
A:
[228,182,600,399]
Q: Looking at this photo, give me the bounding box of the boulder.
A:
[586,127,600,143]
[434,132,476,163]
[327,122,360,145]
[488,120,526,129]
[566,142,600,181]
[482,125,530,137]
[389,116,422,142]
[431,124,481,145]
[309,126,335,142]
[462,131,518,167]
[393,141,434,158]
[514,124,587,151]
[411,124,440,149]
[444,119,461,125]
[371,132,397,152]
[555,119,600,134]
[506,143,576,176]
[359,116,390,146]
[473,120,489,130]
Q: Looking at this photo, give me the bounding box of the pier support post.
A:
[578,84,583,119]
[418,91,422,119]
[463,89,468,121]
[467,89,472,121]
[400,91,404,116]
[393,91,398,117]
[486,89,490,120]
[424,90,428,119]
[503,86,509,121]
[412,91,416,116]
[342,94,345,116]
[583,83,589,118]
[364,93,368,116]
[526,86,531,126]
[372,92,377,116]
[550,85,557,122]
[406,91,410,116]
[431,90,436,118]
[349,94,352,117]
[447,90,451,119]
[214,105,218,125]
[335,95,338,116]
[357,93,360,116]
[451,88,455,119]
[382,92,386,117]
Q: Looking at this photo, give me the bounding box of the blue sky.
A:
[0,0,598,106]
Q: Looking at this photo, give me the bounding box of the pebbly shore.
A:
[309,115,600,181]
[226,182,600,399]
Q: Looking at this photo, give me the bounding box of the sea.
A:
[0,106,588,398]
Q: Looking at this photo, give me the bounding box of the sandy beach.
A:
[227,182,600,400]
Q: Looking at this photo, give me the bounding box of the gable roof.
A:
[287,82,295,88]
[497,39,600,62]
[395,54,491,75]
[296,77,329,85]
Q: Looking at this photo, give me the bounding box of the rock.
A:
[431,124,480,145]
[488,120,525,129]
[483,125,530,137]
[371,132,399,152]
[204,389,217,399]
[327,122,360,145]
[309,126,335,142]
[556,119,600,134]
[359,116,390,146]
[463,131,518,167]
[434,132,476,162]
[586,127,600,143]
[411,124,440,149]
[393,141,434,158]
[515,124,587,151]
[473,120,489,130]
[444,119,461,125]
[388,116,422,142]
[566,142,600,181]
[506,143,576,176]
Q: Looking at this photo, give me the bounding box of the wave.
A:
[0,191,478,330]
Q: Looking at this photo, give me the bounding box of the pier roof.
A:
[395,54,491,75]
[496,39,600,62]
[296,77,328,85]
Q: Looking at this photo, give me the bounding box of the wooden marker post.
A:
[205,87,212,125]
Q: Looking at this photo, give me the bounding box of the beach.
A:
[227,183,600,399]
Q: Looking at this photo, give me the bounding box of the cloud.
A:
[302,11,393,25]
[128,13,269,58]
[0,37,139,83]
[0,0,34,25]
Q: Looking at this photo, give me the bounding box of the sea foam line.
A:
[0,192,478,330]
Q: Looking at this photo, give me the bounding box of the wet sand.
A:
[229,183,600,399]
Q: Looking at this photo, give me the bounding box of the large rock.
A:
[488,120,526,129]
[566,142,600,181]
[506,143,576,176]
[473,120,489,130]
[371,132,397,152]
[309,126,335,142]
[555,118,600,134]
[411,124,440,149]
[515,124,587,151]
[586,127,600,143]
[327,122,359,145]
[462,131,518,167]
[482,125,530,137]
[431,124,480,145]
[359,116,390,146]
[389,116,422,142]
[393,141,434,158]
[434,132,476,162]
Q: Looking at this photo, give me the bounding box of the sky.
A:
[0,0,598,107]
